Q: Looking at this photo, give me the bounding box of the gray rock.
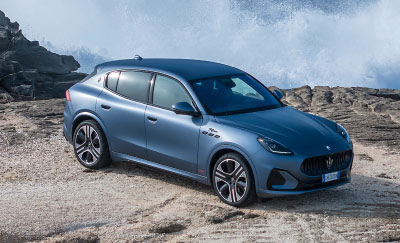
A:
[0,87,13,103]
[8,21,19,30]
[3,48,72,74]
[0,9,86,101]
[12,84,33,97]
[281,86,400,149]
[0,26,10,51]
[0,10,7,26]
[0,59,16,77]
[61,55,80,71]
[53,81,80,98]
[0,73,23,91]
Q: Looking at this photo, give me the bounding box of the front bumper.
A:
[256,176,351,198]
[251,139,353,198]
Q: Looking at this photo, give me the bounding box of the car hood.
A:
[215,106,342,149]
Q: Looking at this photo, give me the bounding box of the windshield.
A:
[189,74,282,116]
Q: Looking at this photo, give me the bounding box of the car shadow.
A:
[101,162,400,220]
[102,161,215,196]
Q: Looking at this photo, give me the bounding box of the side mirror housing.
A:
[172,102,201,117]
[273,89,284,100]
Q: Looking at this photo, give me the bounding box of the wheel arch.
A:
[207,144,258,187]
[72,112,110,146]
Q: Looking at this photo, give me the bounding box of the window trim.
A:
[104,69,154,105]
[105,71,120,92]
[102,68,201,114]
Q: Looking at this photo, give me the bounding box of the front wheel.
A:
[73,120,111,168]
[212,153,256,207]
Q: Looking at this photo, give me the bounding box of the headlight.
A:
[337,123,351,144]
[257,137,293,155]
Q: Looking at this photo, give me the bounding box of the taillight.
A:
[66,89,71,102]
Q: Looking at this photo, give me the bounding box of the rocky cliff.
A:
[0,10,87,103]
[273,85,400,148]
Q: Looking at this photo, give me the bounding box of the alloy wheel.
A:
[74,124,101,165]
[214,158,248,203]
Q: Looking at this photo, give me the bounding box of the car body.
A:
[63,57,353,206]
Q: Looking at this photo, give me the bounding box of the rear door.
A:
[96,70,153,159]
[145,74,202,173]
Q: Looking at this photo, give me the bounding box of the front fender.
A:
[206,143,260,188]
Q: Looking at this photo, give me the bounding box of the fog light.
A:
[267,169,298,190]
[267,169,286,187]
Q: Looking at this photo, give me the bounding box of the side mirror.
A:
[273,89,284,100]
[172,102,201,117]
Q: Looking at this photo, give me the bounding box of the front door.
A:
[145,74,202,174]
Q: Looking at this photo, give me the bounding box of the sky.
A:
[0,0,399,89]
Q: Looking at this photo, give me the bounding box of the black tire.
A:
[212,152,256,207]
[73,120,111,169]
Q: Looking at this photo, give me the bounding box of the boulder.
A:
[0,59,18,77]
[3,48,73,74]
[61,55,80,71]
[12,84,33,97]
[0,9,86,101]
[0,87,13,103]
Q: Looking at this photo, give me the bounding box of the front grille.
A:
[301,150,353,176]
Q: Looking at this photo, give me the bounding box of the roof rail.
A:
[133,54,143,60]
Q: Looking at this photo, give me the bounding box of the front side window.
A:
[152,75,193,109]
[115,71,152,102]
[190,74,281,115]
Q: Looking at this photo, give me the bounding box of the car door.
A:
[145,74,202,174]
[96,70,153,159]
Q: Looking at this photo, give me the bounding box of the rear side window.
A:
[116,71,152,102]
[106,71,120,91]
[152,75,193,109]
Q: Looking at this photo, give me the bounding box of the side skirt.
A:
[111,151,209,185]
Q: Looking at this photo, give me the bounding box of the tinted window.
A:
[106,71,120,91]
[116,71,152,102]
[190,74,281,115]
[153,75,193,109]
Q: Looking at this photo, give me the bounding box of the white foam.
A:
[2,0,399,88]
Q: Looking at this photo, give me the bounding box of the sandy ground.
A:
[0,99,399,242]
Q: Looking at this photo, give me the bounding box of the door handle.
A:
[147,116,158,122]
[101,104,111,110]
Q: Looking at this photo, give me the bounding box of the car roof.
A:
[96,58,245,81]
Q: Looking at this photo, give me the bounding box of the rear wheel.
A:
[73,120,111,168]
[212,153,256,207]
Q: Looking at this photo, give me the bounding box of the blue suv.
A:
[63,57,353,206]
